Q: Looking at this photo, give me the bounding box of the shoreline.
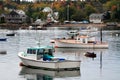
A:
[49,23,106,27]
[0,23,120,30]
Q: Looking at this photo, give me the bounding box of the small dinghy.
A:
[6,33,15,36]
[0,38,7,41]
[84,52,96,58]
[0,51,7,54]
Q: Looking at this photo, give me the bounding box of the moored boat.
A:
[18,46,81,70]
[54,28,108,49]
[6,33,15,36]
[54,35,108,49]
[67,30,79,37]
[84,52,96,58]
[80,25,98,32]
[0,38,7,41]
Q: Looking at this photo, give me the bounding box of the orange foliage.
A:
[111,5,117,11]
[53,2,62,9]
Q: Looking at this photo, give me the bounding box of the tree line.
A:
[0,0,120,24]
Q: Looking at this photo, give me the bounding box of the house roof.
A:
[10,10,19,15]
[16,10,25,15]
[9,10,25,15]
[0,13,6,17]
[89,13,103,17]
[7,10,26,17]
[42,7,52,12]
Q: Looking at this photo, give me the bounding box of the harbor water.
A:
[0,27,120,80]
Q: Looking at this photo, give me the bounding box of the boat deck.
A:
[57,39,107,45]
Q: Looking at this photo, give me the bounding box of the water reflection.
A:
[55,48,106,70]
[19,67,81,80]
[54,48,107,59]
[100,51,102,69]
[55,48,107,53]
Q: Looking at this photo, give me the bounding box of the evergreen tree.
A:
[14,0,21,4]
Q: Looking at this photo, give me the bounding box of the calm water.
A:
[0,28,120,80]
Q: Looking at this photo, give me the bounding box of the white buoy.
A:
[116,34,119,37]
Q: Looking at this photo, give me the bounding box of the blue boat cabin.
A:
[26,46,54,60]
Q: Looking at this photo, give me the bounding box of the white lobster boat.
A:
[18,46,81,70]
[54,39,108,49]
[54,34,108,49]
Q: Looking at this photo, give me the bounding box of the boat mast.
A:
[100,28,102,43]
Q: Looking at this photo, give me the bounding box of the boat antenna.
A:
[37,41,41,47]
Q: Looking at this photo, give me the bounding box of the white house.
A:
[43,7,59,23]
[89,13,104,23]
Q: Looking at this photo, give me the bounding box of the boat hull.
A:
[0,38,7,41]
[54,40,108,49]
[6,33,15,36]
[18,53,81,70]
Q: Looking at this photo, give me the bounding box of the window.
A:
[32,50,36,54]
[37,49,44,55]
[27,49,32,54]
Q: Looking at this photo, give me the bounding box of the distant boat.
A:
[106,22,118,26]
[0,38,7,41]
[18,45,81,70]
[67,30,79,36]
[54,34,108,49]
[80,25,98,32]
[84,52,96,58]
[28,25,46,30]
[54,28,108,49]
[6,33,15,36]
[6,30,16,36]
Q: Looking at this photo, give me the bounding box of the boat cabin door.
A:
[36,49,44,60]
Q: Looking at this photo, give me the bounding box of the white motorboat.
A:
[18,46,81,70]
[80,25,98,32]
[54,39,108,49]
[54,35,108,49]
[54,29,108,49]
[67,30,79,37]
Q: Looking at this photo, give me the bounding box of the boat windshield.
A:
[27,48,53,56]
